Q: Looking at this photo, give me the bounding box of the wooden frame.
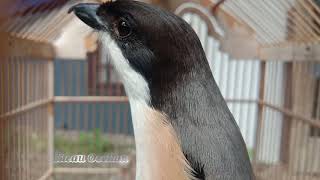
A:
[253,62,266,162]
[0,33,55,60]
[259,43,320,61]
[0,99,52,119]
[54,168,121,174]
[226,98,320,129]
[280,62,293,164]
[48,60,54,174]
[54,96,129,103]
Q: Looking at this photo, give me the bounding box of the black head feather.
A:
[95,0,207,85]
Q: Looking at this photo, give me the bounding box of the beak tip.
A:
[67,3,103,30]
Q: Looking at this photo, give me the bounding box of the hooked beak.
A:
[68,3,104,30]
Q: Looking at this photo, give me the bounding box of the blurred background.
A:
[0,0,320,179]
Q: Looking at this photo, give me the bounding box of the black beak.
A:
[68,3,103,30]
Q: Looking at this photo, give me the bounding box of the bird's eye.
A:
[116,19,132,38]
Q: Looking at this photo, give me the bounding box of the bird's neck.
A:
[129,99,194,180]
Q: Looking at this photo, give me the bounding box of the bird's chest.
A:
[129,100,194,180]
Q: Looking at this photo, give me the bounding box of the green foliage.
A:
[54,129,114,155]
[247,148,254,161]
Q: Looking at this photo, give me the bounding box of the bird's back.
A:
[157,73,254,179]
[149,22,255,178]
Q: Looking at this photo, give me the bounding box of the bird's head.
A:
[69,0,207,103]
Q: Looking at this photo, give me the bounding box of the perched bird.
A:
[69,1,254,179]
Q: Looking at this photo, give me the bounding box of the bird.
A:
[69,1,254,179]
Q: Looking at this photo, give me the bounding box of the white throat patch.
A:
[99,32,151,179]
[99,33,150,102]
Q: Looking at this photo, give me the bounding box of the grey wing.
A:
[173,107,254,180]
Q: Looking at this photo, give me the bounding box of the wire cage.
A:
[0,38,54,179]
[1,0,320,180]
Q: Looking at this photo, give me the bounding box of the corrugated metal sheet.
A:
[259,62,286,163]
[211,0,320,45]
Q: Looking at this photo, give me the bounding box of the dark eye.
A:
[116,19,132,38]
